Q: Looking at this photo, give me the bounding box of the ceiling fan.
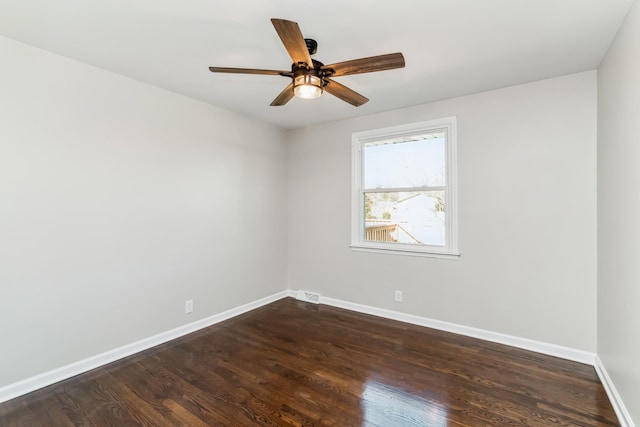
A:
[209,18,405,107]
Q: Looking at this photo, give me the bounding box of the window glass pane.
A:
[364,191,445,246]
[363,135,446,189]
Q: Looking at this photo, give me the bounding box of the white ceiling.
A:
[0,0,634,129]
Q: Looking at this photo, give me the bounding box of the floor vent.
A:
[296,290,321,304]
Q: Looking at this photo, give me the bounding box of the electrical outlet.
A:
[185,299,193,314]
[395,290,403,302]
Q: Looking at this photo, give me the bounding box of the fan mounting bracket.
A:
[305,38,318,55]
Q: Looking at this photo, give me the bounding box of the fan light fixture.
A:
[209,19,405,107]
[293,74,323,99]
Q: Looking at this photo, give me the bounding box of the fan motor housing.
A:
[291,61,329,85]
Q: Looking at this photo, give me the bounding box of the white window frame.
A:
[351,117,459,259]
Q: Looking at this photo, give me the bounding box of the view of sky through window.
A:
[363,134,445,189]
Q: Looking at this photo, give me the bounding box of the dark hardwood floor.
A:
[0,298,618,426]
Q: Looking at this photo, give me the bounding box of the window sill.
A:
[349,243,461,259]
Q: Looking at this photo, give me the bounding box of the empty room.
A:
[1,1,638,426]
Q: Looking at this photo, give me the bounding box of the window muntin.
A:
[352,118,458,258]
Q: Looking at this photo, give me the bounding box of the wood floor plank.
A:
[0,298,619,426]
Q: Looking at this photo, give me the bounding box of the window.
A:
[351,117,459,258]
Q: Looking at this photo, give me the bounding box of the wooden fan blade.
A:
[271,18,313,68]
[270,82,295,106]
[209,67,291,76]
[322,53,405,76]
[324,79,369,107]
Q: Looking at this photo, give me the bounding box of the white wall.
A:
[287,71,597,351]
[0,36,288,387]
[598,0,640,423]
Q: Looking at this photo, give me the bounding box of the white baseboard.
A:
[320,296,596,365]
[0,290,292,404]
[594,356,635,427]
